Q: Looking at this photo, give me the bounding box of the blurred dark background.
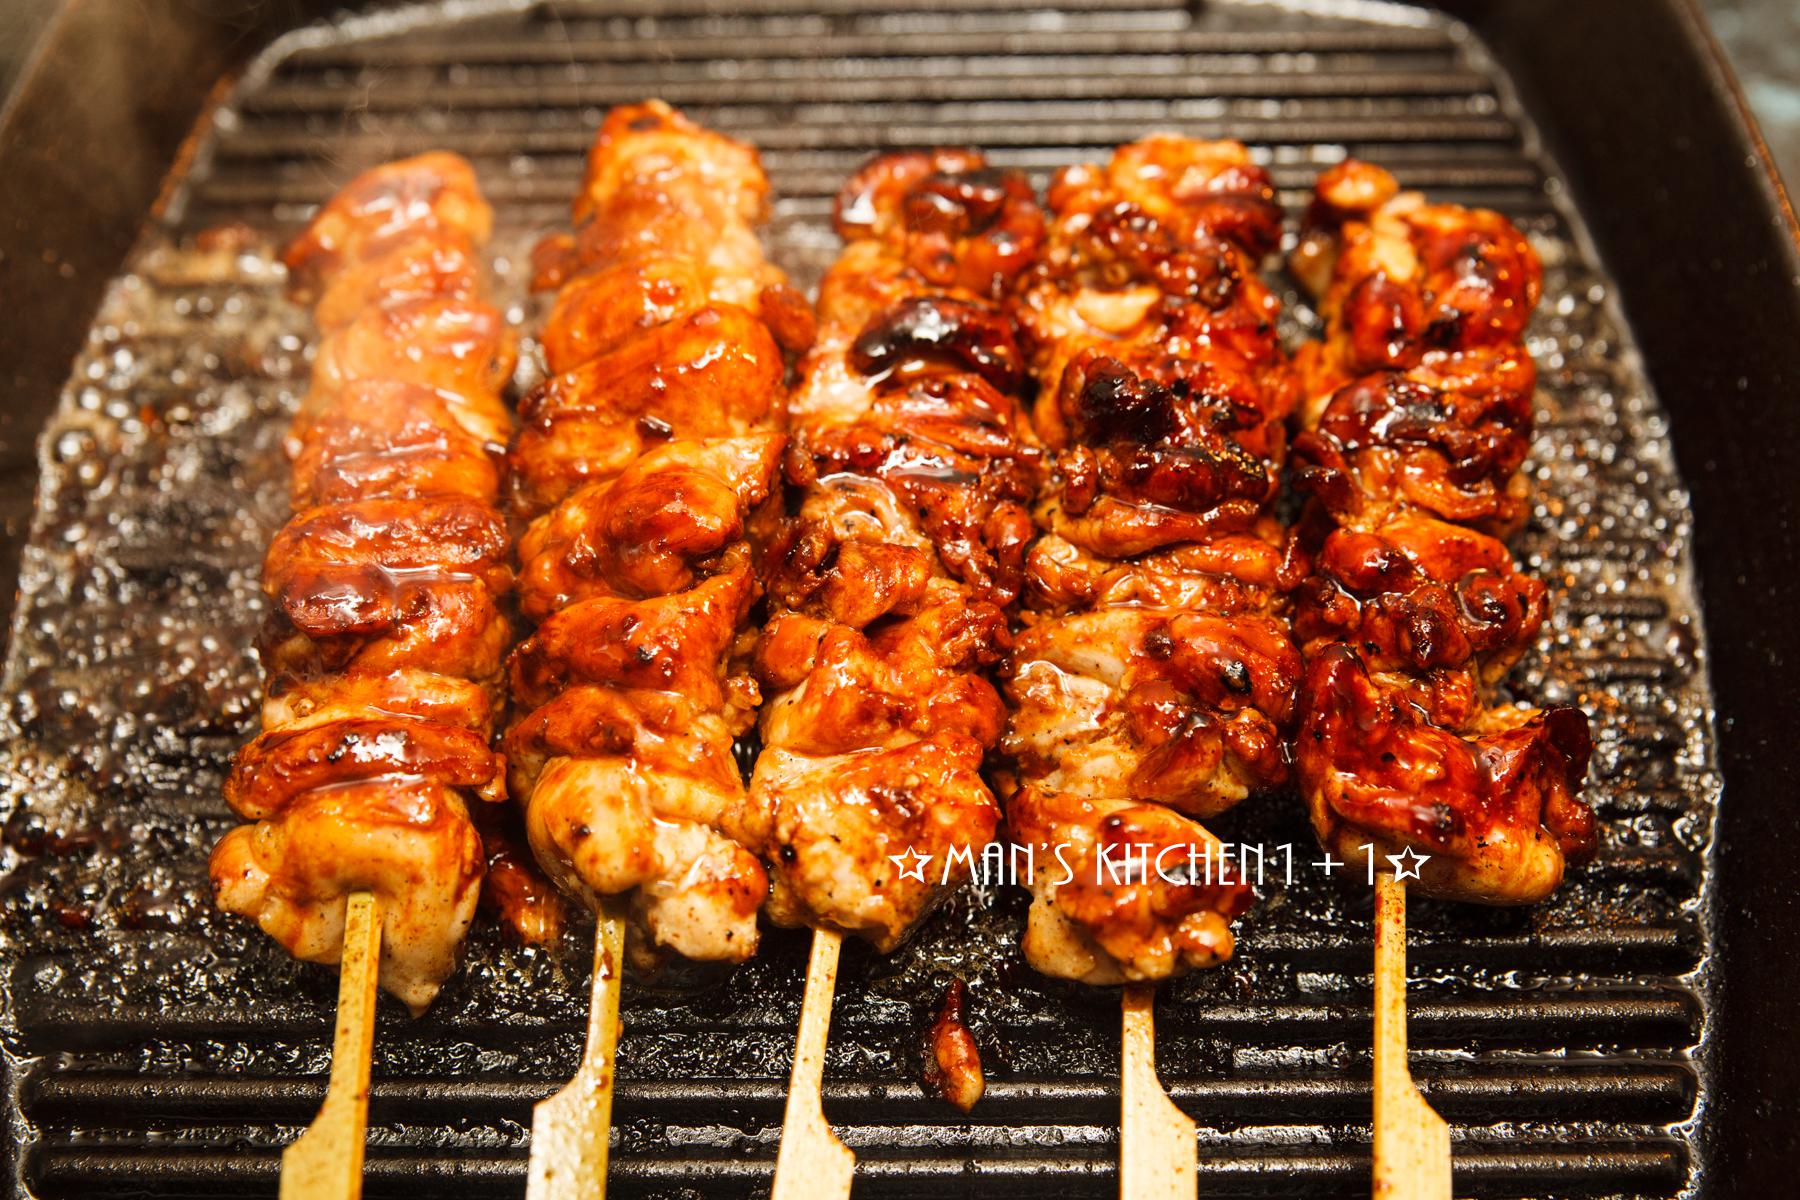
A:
[4,0,1799,189]
[1704,0,1800,185]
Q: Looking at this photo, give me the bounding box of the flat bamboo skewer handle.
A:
[771,927,854,1200]
[1372,873,1452,1200]
[528,896,629,1200]
[281,890,382,1200]
[1119,984,1196,1200]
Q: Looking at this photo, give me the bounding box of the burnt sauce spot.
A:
[849,296,1022,389]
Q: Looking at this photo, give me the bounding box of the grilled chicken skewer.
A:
[754,149,1045,1197]
[1287,161,1596,1196]
[998,136,1299,1199]
[503,101,810,1199]
[209,153,518,1199]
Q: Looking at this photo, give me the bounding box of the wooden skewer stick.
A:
[771,928,855,1200]
[1119,984,1196,1200]
[281,890,382,1200]
[527,896,629,1200]
[1371,872,1452,1200]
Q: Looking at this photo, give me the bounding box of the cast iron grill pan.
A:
[0,1,1721,1196]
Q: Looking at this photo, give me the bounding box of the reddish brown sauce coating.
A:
[744,148,1044,951]
[1295,647,1595,904]
[835,152,1043,299]
[1292,514,1548,687]
[1288,160,1594,906]
[471,802,567,947]
[225,718,503,821]
[508,568,751,715]
[999,135,1291,986]
[922,978,985,1113]
[501,101,800,964]
[511,304,785,516]
[1290,159,1544,538]
[212,152,517,1014]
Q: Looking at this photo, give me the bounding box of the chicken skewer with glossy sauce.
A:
[502,101,811,1199]
[754,149,1044,1197]
[1286,161,1596,1196]
[998,135,1300,1198]
[209,152,518,1198]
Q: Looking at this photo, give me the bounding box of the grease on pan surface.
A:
[0,1,1720,1196]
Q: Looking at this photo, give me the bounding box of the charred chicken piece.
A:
[211,154,523,1013]
[503,101,801,963]
[743,149,1044,951]
[1294,645,1594,905]
[1291,513,1550,691]
[1289,158,1542,537]
[1000,136,1295,984]
[1288,160,1595,906]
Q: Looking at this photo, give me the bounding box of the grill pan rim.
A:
[1,1,1798,1196]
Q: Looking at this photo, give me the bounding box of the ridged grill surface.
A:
[0,1,1721,1197]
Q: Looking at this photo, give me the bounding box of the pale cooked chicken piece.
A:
[1024,522,1297,616]
[1290,348,1536,535]
[1291,159,1540,386]
[570,101,787,312]
[762,473,941,624]
[747,587,1007,947]
[307,295,516,431]
[1013,142,1287,448]
[524,754,766,961]
[1288,157,1544,537]
[264,496,511,601]
[282,151,494,304]
[509,568,755,731]
[226,712,503,823]
[289,379,504,509]
[1291,512,1550,690]
[1098,134,1285,249]
[503,572,771,963]
[1004,606,1299,821]
[503,564,769,962]
[754,605,1008,758]
[749,739,996,951]
[212,777,484,1014]
[1007,786,1251,985]
[830,148,1045,298]
[1296,646,1594,905]
[258,495,512,682]
[539,257,710,375]
[506,686,747,820]
[308,234,485,335]
[260,668,494,738]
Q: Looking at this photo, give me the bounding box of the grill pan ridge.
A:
[0,1,1726,1196]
